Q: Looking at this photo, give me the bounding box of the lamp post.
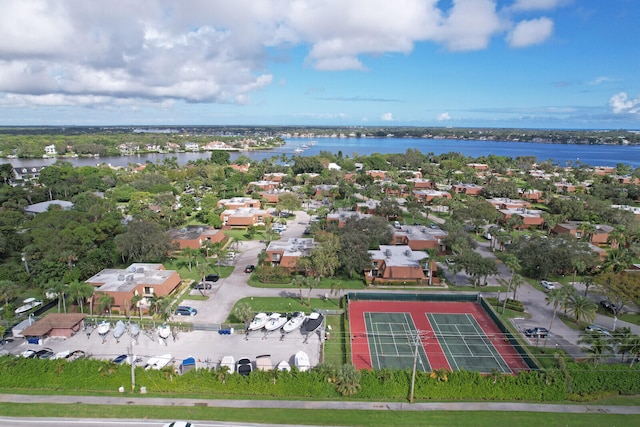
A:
[409,330,423,404]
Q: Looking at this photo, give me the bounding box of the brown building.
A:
[264,238,317,269]
[366,245,435,285]
[220,207,270,227]
[552,221,614,246]
[498,207,545,229]
[86,263,182,315]
[217,197,261,210]
[413,189,452,204]
[167,225,227,250]
[452,183,484,195]
[327,210,372,228]
[392,225,448,253]
[20,313,85,340]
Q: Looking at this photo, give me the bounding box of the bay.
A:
[4,137,639,169]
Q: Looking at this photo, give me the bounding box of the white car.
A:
[540,280,556,291]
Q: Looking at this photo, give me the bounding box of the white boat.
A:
[277,360,291,372]
[282,311,306,334]
[294,351,310,372]
[255,354,272,371]
[145,354,172,370]
[264,313,287,331]
[129,322,140,338]
[113,320,126,341]
[158,323,171,339]
[14,298,42,315]
[294,148,303,154]
[302,312,324,334]
[97,321,110,336]
[220,355,235,374]
[248,312,269,331]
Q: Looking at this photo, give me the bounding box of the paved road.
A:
[1,393,639,415]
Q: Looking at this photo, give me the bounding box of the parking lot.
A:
[11,319,322,373]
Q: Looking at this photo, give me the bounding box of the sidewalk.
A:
[0,393,639,414]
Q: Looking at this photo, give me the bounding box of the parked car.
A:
[599,300,619,314]
[524,327,549,338]
[244,265,255,273]
[540,280,556,291]
[429,223,437,228]
[205,274,219,282]
[237,357,252,376]
[174,306,198,316]
[193,282,212,290]
[393,220,401,229]
[585,325,611,336]
[35,348,54,359]
[112,354,129,364]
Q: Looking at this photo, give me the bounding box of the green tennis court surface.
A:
[364,312,431,371]
[428,313,512,373]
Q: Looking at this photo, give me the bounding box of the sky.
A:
[0,0,638,129]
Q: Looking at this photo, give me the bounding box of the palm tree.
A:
[97,293,114,316]
[232,302,253,328]
[611,327,635,362]
[567,294,597,324]
[0,280,19,307]
[58,250,78,272]
[292,275,307,304]
[578,332,614,367]
[543,288,564,347]
[334,364,361,396]
[501,255,520,314]
[130,294,143,320]
[330,280,345,302]
[47,280,67,313]
[181,247,198,271]
[68,281,94,314]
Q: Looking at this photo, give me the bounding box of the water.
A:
[4,137,639,168]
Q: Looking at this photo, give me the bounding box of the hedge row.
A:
[0,356,637,401]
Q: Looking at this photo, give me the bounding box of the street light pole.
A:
[409,330,421,404]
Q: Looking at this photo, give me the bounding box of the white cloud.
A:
[609,92,640,115]
[436,0,504,51]
[380,112,393,121]
[507,17,554,47]
[0,0,559,107]
[589,76,616,86]
[437,112,451,121]
[510,0,568,12]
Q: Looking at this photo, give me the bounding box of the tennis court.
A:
[349,299,531,373]
[364,312,430,371]
[428,313,512,373]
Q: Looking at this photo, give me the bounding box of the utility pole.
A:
[409,330,422,404]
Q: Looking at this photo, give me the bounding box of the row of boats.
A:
[247,311,324,334]
[219,350,310,376]
[95,320,170,342]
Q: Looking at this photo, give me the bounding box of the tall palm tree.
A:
[68,281,94,314]
[0,280,19,307]
[543,288,564,347]
[130,294,143,320]
[578,332,614,367]
[501,255,520,314]
[47,280,67,313]
[97,293,114,316]
[611,327,635,362]
[181,247,198,271]
[567,294,597,323]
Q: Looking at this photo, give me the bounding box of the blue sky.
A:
[0,0,638,129]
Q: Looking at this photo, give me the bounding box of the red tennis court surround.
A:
[349,300,529,372]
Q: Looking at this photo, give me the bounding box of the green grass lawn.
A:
[324,314,347,366]
[248,274,367,290]
[0,403,635,427]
